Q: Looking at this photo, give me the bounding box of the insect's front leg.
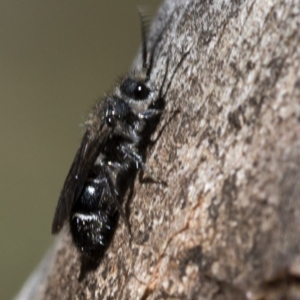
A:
[138,108,162,120]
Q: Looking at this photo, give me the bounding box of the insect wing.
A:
[51,131,104,234]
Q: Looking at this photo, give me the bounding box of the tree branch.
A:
[15,0,300,299]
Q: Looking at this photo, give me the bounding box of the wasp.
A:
[51,12,188,263]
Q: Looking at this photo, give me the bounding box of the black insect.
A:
[51,12,188,266]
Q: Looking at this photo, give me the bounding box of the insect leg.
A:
[102,165,132,237]
[138,108,162,120]
[119,144,167,186]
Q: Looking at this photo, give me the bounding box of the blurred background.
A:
[0,1,162,299]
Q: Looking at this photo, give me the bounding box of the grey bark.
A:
[15,0,300,299]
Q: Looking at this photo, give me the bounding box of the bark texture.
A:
[16,0,300,299]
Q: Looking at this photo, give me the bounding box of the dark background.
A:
[0,1,161,299]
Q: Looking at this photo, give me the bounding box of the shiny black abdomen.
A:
[70,168,118,260]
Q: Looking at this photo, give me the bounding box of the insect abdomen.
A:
[69,170,118,260]
[70,209,117,259]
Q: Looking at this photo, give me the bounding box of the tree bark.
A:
[15,0,300,299]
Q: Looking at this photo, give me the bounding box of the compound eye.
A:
[120,78,150,100]
[134,83,149,99]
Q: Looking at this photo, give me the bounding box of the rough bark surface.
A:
[16,0,300,299]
